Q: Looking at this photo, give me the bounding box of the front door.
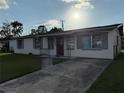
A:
[56,37,64,56]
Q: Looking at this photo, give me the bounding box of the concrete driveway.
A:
[0,58,111,93]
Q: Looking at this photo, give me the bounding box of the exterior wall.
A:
[9,38,39,54]
[64,31,115,59]
[112,29,121,56]
[9,37,57,56]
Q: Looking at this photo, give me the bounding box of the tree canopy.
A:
[0,21,23,38]
[48,27,63,33]
[11,21,23,37]
[31,25,47,35]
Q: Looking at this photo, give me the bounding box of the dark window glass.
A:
[48,37,54,49]
[17,39,24,49]
[92,34,102,48]
[101,32,108,49]
[33,38,42,49]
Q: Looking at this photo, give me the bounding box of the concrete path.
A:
[41,57,53,69]
[0,58,112,93]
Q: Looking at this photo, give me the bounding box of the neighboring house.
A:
[9,24,123,59]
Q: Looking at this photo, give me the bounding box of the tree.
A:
[48,27,63,33]
[11,21,23,37]
[31,29,36,35]
[0,21,23,38]
[31,25,47,35]
[0,22,11,38]
[37,25,47,34]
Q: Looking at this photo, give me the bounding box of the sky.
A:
[0,0,124,35]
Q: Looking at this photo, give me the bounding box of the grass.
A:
[86,50,124,93]
[0,53,41,83]
[52,58,68,65]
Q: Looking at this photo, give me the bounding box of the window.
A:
[77,32,108,49]
[82,35,91,49]
[17,39,24,49]
[66,36,75,50]
[92,34,102,48]
[48,37,54,49]
[101,33,108,49]
[33,37,42,49]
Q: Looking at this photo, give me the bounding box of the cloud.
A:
[43,19,61,26]
[34,19,61,30]
[61,0,94,9]
[0,0,9,9]
[62,0,77,3]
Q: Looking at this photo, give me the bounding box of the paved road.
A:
[0,58,111,93]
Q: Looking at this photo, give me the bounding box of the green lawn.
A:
[0,53,41,83]
[86,50,124,93]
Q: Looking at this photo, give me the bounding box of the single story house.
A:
[9,24,123,59]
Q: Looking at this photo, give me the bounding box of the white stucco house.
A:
[9,24,123,59]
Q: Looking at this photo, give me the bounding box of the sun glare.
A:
[65,7,89,29]
[73,13,80,19]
